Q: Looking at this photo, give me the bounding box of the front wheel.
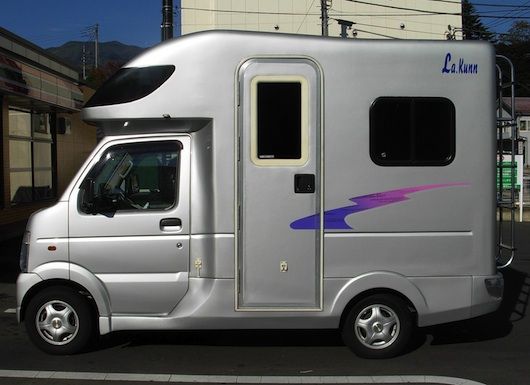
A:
[25,287,95,355]
[341,294,413,358]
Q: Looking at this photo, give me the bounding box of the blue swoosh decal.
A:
[290,182,469,230]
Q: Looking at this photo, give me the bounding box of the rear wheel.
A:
[341,294,413,358]
[25,287,95,355]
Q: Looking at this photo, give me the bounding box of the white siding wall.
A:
[181,0,462,40]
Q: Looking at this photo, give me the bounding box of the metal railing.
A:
[496,55,517,269]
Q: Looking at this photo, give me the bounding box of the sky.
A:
[472,0,530,37]
[0,0,528,49]
[0,0,181,48]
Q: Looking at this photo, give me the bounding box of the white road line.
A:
[3,309,16,314]
[0,370,487,384]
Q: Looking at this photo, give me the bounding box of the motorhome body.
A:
[16,31,503,357]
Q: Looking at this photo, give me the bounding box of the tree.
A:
[85,61,123,89]
[496,21,530,97]
[499,21,530,45]
[461,0,496,41]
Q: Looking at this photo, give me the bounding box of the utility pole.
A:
[337,19,354,38]
[321,0,329,36]
[94,23,99,69]
[161,0,174,41]
[82,44,86,79]
[82,24,99,69]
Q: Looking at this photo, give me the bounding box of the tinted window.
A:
[80,141,180,213]
[257,82,302,159]
[370,97,455,166]
[85,65,175,107]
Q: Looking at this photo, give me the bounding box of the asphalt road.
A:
[0,225,529,385]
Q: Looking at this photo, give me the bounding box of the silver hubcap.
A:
[354,304,400,350]
[35,300,79,345]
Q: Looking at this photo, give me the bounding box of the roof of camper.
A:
[83,29,495,124]
[125,29,493,68]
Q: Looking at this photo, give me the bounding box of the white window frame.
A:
[518,116,530,132]
[250,75,309,167]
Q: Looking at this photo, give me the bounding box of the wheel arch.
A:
[330,271,429,329]
[20,279,98,323]
[20,262,111,324]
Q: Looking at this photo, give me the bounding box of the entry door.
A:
[237,59,322,310]
[68,136,190,315]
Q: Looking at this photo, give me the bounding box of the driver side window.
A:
[79,141,180,214]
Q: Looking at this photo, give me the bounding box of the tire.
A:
[24,286,95,355]
[341,294,413,359]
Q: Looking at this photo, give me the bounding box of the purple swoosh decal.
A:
[290,182,469,230]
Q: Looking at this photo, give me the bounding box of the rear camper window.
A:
[251,76,309,166]
[84,65,175,107]
[370,97,455,166]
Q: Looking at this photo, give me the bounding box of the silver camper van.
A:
[16,31,504,358]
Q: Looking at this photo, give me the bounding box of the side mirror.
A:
[81,178,96,214]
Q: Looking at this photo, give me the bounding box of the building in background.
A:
[181,0,462,40]
[503,97,530,166]
[0,27,96,238]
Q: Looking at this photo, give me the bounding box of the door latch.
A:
[280,261,288,272]
[294,174,315,193]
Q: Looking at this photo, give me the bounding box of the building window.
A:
[519,118,529,132]
[9,108,55,204]
[250,76,309,166]
[370,97,455,166]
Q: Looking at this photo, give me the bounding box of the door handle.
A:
[294,174,315,193]
[160,218,182,231]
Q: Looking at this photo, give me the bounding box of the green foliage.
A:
[495,22,530,96]
[85,61,123,89]
[499,21,530,45]
[461,0,496,41]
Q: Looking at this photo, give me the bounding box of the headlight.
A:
[19,231,30,273]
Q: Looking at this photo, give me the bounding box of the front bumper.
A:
[16,273,43,323]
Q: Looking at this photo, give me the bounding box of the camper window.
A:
[84,65,175,107]
[250,76,309,166]
[370,97,455,166]
[257,82,301,159]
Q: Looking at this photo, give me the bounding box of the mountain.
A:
[46,41,145,71]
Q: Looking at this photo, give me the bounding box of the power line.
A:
[297,0,318,33]
[180,6,459,18]
[180,5,462,18]
[352,21,448,37]
[180,2,530,20]
[354,28,400,39]
[342,0,460,15]
[486,0,530,29]
[343,0,530,20]
[179,4,460,37]
[479,14,530,19]
[423,0,530,7]
[330,12,454,17]
[178,6,321,17]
